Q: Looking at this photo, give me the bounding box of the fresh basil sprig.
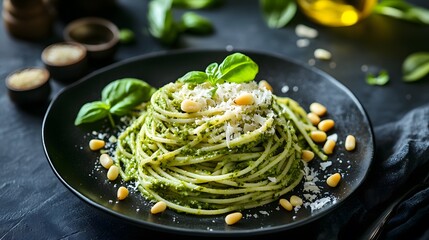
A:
[373,0,429,25]
[403,52,429,82]
[178,53,259,86]
[74,78,156,126]
[260,0,297,29]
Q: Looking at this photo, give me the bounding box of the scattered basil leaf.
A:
[148,0,215,45]
[178,52,259,87]
[373,0,429,25]
[119,29,135,44]
[260,0,297,29]
[403,52,429,82]
[75,78,156,126]
[366,70,390,85]
[216,53,259,83]
[172,0,221,9]
[180,12,214,34]
[74,101,110,126]
[148,0,179,45]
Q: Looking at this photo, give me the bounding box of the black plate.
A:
[42,49,374,236]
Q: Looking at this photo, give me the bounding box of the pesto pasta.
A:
[114,80,326,215]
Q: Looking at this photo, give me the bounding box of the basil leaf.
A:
[366,70,390,86]
[374,0,429,25]
[180,12,213,34]
[260,0,297,29]
[172,0,221,9]
[74,101,110,126]
[178,71,208,83]
[403,52,429,82]
[119,29,135,44]
[102,78,156,116]
[148,0,179,45]
[216,53,259,83]
[205,62,218,76]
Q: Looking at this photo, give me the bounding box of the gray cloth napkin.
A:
[331,103,429,240]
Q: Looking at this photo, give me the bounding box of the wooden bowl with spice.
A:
[5,67,51,106]
[41,42,88,83]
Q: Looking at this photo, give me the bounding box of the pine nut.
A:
[234,92,254,105]
[259,80,273,91]
[310,130,327,142]
[107,165,119,181]
[323,139,336,154]
[301,150,315,162]
[89,139,105,151]
[318,119,335,132]
[151,201,167,214]
[117,186,129,200]
[279,198,293,211]
[225,212,242,225]
[326,173,341,187]
[290,195,303,207]
[296,24,318,38]
[309,102,327,116]
[181,99,202,113]
[307,112,321,125]
[100,153,113,169]
[345,135,356,151]
[314,48,332,60]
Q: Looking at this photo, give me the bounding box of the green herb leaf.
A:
[148,0,179,45]
[403,52,429,82]
[366,70,390,85]
[177,53,259,88]
[260,0,297,29]
[172,0,221,9]
[119,29,135,44]
[75,78,156,126]
[102,78,156,116]
[216,53,259,83]
[205,62,218,76]
[178,71,209,83]
[180,12,213,34]
[373,0,429,25]
[74,101,110,126]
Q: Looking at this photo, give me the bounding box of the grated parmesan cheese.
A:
[268,177,277,183]
[309,197,336,212]
[171,82,274,145]
[327,133,338,142]
[320,161,332,171]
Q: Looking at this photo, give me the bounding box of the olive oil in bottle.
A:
[297,0,377,27]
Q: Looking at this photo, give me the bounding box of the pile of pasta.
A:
[115,81,320,215]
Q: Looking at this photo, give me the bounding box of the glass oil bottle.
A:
[297,0,377,27]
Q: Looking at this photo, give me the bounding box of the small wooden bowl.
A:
[6,67,51,106]
[63,17,120,65]
[42,42,88,83]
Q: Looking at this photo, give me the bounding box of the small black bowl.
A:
[42,41,88,83]
[6,67,51,106]
[63,17,120,65]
